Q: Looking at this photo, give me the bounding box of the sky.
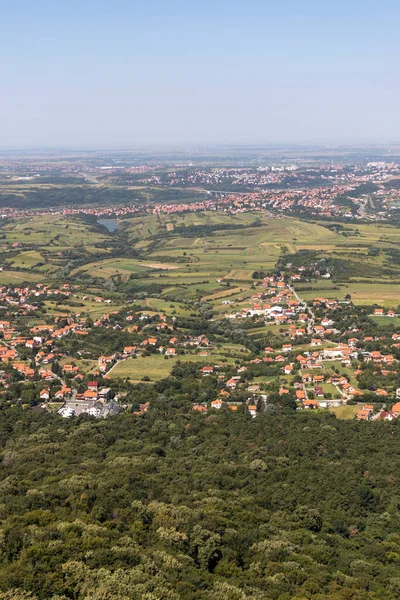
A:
[0,0,399,148]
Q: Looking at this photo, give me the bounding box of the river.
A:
[97,218,118,232]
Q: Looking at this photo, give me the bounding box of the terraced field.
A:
[71,258,182,280]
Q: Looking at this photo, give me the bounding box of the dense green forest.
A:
[0,402,399,599]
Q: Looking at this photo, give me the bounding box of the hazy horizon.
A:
[1,0,399,148]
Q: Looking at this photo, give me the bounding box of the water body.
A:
[97,218,118,232]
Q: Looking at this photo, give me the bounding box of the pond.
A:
[97,218,118,232]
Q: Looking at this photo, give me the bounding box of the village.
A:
[0,257,398,425]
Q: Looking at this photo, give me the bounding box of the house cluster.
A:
[224,278,304,323]
[373,308,397,317]
[220,285,400,416]
[0,283,73,309]
[357,396,400,421]
[58,381,116,419]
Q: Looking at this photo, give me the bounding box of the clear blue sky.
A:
[1,0,399,148]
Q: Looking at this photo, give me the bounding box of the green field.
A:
[44,299,125,320]
[0,270,42,284]
[108,351,241,382]
[297,282,400,308]
[369,315,400,326]
[329,404,360,420]
[325,361,359,387]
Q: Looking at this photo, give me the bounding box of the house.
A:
[193,404,207,412]
[201,366,214,375]
[378,410,395,421]
[383,355,394,365]
[357,409,372,421]
[324,348,344,359]
[63,364,79,374]
[165,348,176,356]
[98,387,112,402]
[88,381,98,392]
[226,378,237,389]
[303,399,319,409]
[370,351,382,362]
[211,399,223,409]
[283,365,293,375]
[137,401,150,414]
[41,353,55,364]
[83,390,98,401]
[40,389,50,400]
[321,318,333,328]
[247,384,260,392]
[248,405,257,417]
[392,402,400,416]
[375,388,388,397]
[26,339,41,349]
[39,368,53,381]
[55,386,71,400]
[124,346,136,356]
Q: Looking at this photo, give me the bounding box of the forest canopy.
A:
[0,405,399,599]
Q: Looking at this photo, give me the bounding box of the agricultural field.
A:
[344,283,400,308]
[295,282,400,307]
[142,297,193,316]
[71,258,181,280]
[43,298,125,320]
[2,215,108,246]
[0,270,42,284]
[2,212,400,310]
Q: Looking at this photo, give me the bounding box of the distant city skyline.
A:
[1,0,399,148]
